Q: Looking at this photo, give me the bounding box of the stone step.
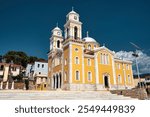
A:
[0,90,138,100]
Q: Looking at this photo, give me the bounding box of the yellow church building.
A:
[48,9,134,91]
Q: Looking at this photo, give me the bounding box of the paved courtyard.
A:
[0,90,138,100]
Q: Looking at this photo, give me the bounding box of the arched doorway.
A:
[104,76,109,88]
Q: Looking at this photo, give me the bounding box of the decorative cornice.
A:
[114,58,132,64]
[84,54,94,58]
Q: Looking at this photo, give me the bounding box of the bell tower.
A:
[50,24,63,51]
[64,8,82,40]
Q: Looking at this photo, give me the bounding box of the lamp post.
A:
[132,51,141,89]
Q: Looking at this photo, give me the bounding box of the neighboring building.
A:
[0,62,22,82]
[47,9,134,91]
[134,74,150,87]
[26,61,48,90]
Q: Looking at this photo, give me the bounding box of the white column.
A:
[55,76,57,89]
[95,53,99,84]
[69,43,72,84]
[58,75,60,88]
[0,82,3,89]
[82,46,85,84]
[61,52,64,88]
[51,76,53,89]
[5,81,9,90]
[11,81,14,90]
[112,56,116,85]
[123,65,127,88]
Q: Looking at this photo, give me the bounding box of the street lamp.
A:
[132,51,141,89]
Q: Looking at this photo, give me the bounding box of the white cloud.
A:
[115,50,150,74]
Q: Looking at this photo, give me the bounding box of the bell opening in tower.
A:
[74,26,78,39]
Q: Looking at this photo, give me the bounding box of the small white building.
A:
[26,61,48,90]
[0,63,22,82]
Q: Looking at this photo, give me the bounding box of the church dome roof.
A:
[67,7,79,17]
[83,31,97,42]
[53,26,61,31]
[84,37,96,42]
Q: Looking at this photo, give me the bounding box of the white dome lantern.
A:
[66,7,79,22]
[51,23,62,37]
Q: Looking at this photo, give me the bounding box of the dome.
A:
[69,10,77,14]
[52,25,62,33]
[84,37,96,42]
[67,7,79,17]
[53,26,61,31]
[83,31,96,42]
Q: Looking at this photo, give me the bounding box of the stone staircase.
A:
[0,90,137,100]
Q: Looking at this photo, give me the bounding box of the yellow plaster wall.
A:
[63,46,69,83]
[71,44,83,83]
[84,57,96,84]
[97,50,114,85]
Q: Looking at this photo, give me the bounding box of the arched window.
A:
[128,75,131,83]
[74,26,78,39]
[64,72,67,81]
[88,72,92,81]
[88,44,91,50]
[118,75,121,84]
[57,40,60,48]
[100,53,103,64]
[87,59,91,66]
[76,71,79,80]
[67,28,69,38]
[75,57,79,64]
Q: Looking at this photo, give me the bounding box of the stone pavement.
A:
[0,90,138,100]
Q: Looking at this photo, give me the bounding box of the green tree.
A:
[3,51,46,68]
[4,51,28,67]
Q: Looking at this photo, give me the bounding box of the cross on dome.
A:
[56,22,58,27]
[86,31,89,37]
[72,6,74,11]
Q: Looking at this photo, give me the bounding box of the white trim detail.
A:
[69,44,72,83]
[112,56,116,85]
[95,53,99,84]
[82,46,85,84]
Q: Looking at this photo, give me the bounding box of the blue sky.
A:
[0,0,150,59]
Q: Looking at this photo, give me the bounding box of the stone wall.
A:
[1,82,24,90]
[110,88,148,100]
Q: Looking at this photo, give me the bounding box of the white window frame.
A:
[64,72,67,81]
[87,71,92,81]
[88,44,91,50]
[128,75,131,83]
[118,75,122,84]
[87,58,91,66]
[65,59,67,65]
[75,57,79,64]
[75,70,80,80]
